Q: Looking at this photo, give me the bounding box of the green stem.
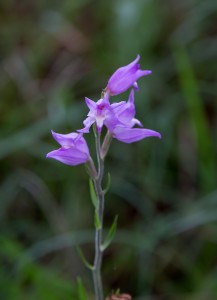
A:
[92,129,105,300]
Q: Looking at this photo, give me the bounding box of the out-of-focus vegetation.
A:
[0,0,217,299]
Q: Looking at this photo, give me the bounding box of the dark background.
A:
[0,0,217,299]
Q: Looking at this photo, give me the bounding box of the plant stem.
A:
[92,129,105,300]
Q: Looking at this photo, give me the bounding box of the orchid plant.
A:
[47,55,161,300]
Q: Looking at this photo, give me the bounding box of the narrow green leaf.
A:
[101,215,118,251]
[103,173,111,195]
[89,179,98,209]
[76,246,94,270]
[77,277,88,300]
[94,211,101,229]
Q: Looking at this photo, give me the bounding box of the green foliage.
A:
[77,277,89,300]
[89,179,98,210]
[94,211,101,230]
[0,236,78,300]
[101,215,118,252]
[76,246,94,271]
[0,0,217,299]
[103,173,111,195]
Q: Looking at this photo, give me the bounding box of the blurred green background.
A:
[0,0,217,299]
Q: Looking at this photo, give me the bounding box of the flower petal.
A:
[74,134,90,155]
[112,126,161,143]
[80,97,114,133]
[78,116,95,133]
[111,90,138,127]
[85,97,96,110]
[106,55,152,96]
[51,130,79,147]
[46,148,89,166]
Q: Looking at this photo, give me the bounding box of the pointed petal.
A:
[51,130,78,147]
[114,54,140,76]
[112,126,161,143]
[77,117,95,133]
[111,90,137,127]
[85,97,96,110]
[136,69,152,78]
[46,148,89,166]
[77,127,90,134]
[111,101,127,115]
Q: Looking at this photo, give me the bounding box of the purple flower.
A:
[110,90,161,143]
[111,89,142,128]
[106,55,152,96]
[78,95,118,133]
[79,89,161,143]
[46,131,90,166]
